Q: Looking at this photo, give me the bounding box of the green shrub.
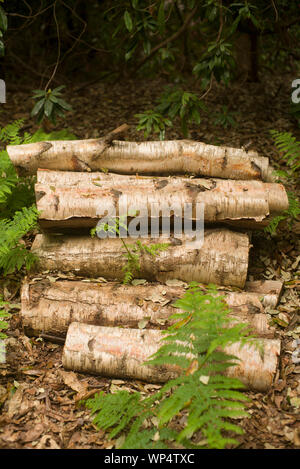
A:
[0,119,76,274]
[265,131,300,235]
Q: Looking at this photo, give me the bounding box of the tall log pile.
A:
[8,126,287,391]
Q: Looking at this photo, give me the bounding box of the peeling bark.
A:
[7,139,273,181]
[31,229,250,288]
[245,279,283,308]
[35,171,288,230]
[62,322,280,391]
[21,279,277,338]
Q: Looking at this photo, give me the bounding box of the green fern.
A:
[265,191,300,235]
[270,130,300,173]
[264,131,300,235]
[0,206,39,275]
[0,297,11,340]
[0,120,76,274]
[133,240,170,257]
[86,284,254,449]
[0,119,26,145]
[0,298,11,364]
[122,240,170,284]
[92,217,169,284]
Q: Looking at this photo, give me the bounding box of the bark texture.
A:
[245,280,283,308]
[21,279,278,338]
[35,171,288,230]
[62,322,280,391]
[7,139,273,181]
[31,229,250,287]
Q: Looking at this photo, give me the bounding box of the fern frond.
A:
[270,130,300,172]
[0,205,39,274]
[135,240,170,257]
[123,269,134,285]
[265,191,300,235]
[0,299,11,340]
[85,284,253,449]
[0,119,25,145]
[0,120,77,274]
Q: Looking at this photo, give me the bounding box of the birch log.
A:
[7,138,273,181]
[245,279,283,308]
[62,322,281,391]
[21,279,278,338]
[31,229,250,287]
[35,171,288,230]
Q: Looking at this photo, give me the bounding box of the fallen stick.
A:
[7,125,129,175]
[21,279,278,338]
[35,171,288,230]
[31,229,250,288]
[7,138,273,181]
[62,322,281,391]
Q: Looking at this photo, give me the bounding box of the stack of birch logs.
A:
[7,125,288,392]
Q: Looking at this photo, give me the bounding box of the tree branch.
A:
[130,4,198,77]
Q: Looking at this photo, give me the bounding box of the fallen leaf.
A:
[22,423,44,443]
[290,397,300,408]
[115,434,126,449]
[199,375,210,385]
[131,279,147,286]
[6,384,29,418]
[138,318,149,329]
[36,435,60,449]
[59,370,88,395]
[165,279,187,287]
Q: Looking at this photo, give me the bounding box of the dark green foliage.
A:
[31,86,73,125]
[136,86,206,139]
[213,105,237,129]
[156,86,205,137]
[265,192,300,236]
[4,1,300,89]
[193,41,236,88]
[0,3,7,56]
[0,120,76,275]
[270,130,300,173]
[86,284,254,449]
[0,206,39,275]
[135,110,172,140]
[289,103,300,128]
[264,131,300,235]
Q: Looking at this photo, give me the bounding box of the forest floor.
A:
[0,72,299,449]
